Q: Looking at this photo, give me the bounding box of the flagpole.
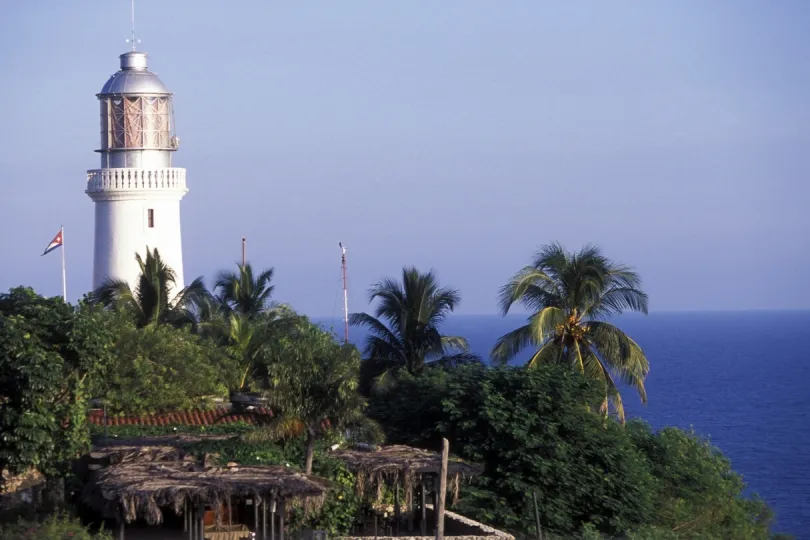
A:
[60,225,67,303]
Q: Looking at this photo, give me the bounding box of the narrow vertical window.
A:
[147,209,154,228]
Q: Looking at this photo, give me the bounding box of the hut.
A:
[82,443,329,540]
[331,445,482,537]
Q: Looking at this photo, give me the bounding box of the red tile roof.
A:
[88,407,275,427]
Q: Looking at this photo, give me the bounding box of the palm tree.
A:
[256,321,380,473]
[349,267,478,382]
[91,247,206,328]
[214,263,276,318]
[492,243,650,423]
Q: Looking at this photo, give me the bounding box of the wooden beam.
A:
[254,497,259,537]
[394,482,401,536]
[278,498,285,540]
[420,479,427,536]
[262,496,268,540]
[435,438,449,540]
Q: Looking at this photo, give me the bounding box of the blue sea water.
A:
[323,311,810,538]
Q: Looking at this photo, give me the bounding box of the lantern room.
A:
[96,51,179,168]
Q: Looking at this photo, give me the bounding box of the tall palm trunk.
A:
[304,429,316,474]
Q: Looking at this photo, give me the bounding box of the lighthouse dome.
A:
[99,52,170,95]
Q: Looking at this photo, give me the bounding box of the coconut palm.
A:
[349,267,479,382]
[492,243,650,423]
[91,247,206,329]
[255,321,381,473]
[214,263,276,318]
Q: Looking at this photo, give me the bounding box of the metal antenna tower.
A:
[126,0,141,51]
[339,242,349,344]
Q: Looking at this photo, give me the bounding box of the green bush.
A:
[367,364,788,539]
[88,319,230,414]
[0,512,111,540]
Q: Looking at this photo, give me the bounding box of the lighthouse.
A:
[86,48,188,294]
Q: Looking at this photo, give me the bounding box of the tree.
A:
[492,243,650,422]
[441,365,655,537]
[90,247,206,329]
[87,316,230,414]
[214,263,277,318]
[0,288,115,498]
[367,365,784,539]
[349,267,478,386]
[258,320,378,473]
[627,422,779,540]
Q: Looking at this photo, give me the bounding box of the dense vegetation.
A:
[0,244,792,539]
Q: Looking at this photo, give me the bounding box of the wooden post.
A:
[532,491,543,540]
[278,498,285,540]
[432,480,439,528]
[117,510,125,540]
[420,479,427,535]
[373,512,378,539]
[254,497,259,537]
[408,483,414,532]
[197,503,205,540]
[262,496,268,540]
[435,438,449,540]
[188,504,194,540]
[270,496,276,540]
[394,482,401,536]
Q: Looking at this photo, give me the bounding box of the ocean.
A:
[322,311,810,538]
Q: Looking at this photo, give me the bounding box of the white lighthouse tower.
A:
[86,46,188,294]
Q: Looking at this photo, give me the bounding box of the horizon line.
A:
[310,308,810,319]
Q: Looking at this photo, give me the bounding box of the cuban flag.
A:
[42,229,63,256]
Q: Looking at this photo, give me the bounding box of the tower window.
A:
[147,209,154,228]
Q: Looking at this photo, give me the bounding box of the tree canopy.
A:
[493,243,650,422]
[259,320,378,473]
[350,267,479,389]
[0,288,115,481]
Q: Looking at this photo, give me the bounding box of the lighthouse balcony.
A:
[86,168,187,193]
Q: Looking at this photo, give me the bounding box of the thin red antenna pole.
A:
[339,242,349,344]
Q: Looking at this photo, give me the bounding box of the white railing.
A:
[86,168,187,192]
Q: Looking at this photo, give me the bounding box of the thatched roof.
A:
[83,462,330,525]
[331,445,481,501]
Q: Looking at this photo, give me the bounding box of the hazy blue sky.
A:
[1,1,809,315]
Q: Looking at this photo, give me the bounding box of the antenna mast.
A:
[241,237,246,266]
[127,0,141,51]
[339,242,349,344]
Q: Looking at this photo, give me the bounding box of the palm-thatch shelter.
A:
[81,444,329,540]
[331,445,482,536]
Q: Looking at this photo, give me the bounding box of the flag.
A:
[42,229,63,256]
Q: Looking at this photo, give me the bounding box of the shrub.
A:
[0,512,111,540]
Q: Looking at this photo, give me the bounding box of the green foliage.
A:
[186,435,360,536]
[259,320,376,472]
[368,365,786,539]
[349,267,480,390]
[493,243,650,422]
[365,367,449,447]
[88,422,254,439]
[214,262,277,317]
[88,317,229,414]
[627,422,778,540]
[0,288,116,480]
[0,511,111,540]
[291,456,360,535]
[442,365,655,537]
[89,247,206,329]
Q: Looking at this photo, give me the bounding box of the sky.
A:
[1,1,809,316]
